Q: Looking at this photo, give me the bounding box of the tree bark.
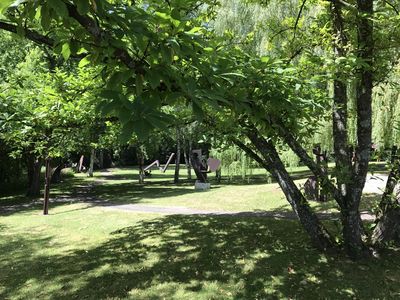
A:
[99,150,104,169]
[275,121,343,208]
[340,0,374,259]
[43,158,51,215]
[236,128,337,252]
[26,154,42,197]
[372,152,400,246]
[183,138,192,180]
[88,148,95,177]
[78,155,84,172]
[174,127,181,184]
[137,146,145,184]
[329,0,372,258]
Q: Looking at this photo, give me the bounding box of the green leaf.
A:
[155,11,169,20]
[40,4,51,31]
[220,72,247,78]
[136,74,144,95]
[61,43,71,60]
[99,90,120,100]
[171,8,180,20]
[0,0,14,14]
[76,0,90,15]
[78,56,91,68]
[119,121,135,143]
[192,101,204,121]
[261,56,270,63]
[132,119,152,138]
[48,0,68,18]
[118,108,132,125]
[146,69,161,89]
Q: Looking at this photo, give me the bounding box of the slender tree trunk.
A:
[26,154,42,197]
[88,148,95,177]
[174,127,181,184]
[137,146,145,184]
[275,120,343,207]
[43,158,51,215]
[78,155,84,172]
[235,128,337,252]
[183,138,192,180]
[99,150,104,169]
[372,148,400,246]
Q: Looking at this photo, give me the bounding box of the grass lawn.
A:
[0,165,399,299]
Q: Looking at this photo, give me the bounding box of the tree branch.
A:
[231,138,269,170]
[64,2,144,73]
[384,0,399,15]
[274,121,344,208]
[0,20,54,47]
[293,0,307,39]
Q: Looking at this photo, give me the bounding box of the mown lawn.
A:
[0,166,398,299]
[88,167,371,214]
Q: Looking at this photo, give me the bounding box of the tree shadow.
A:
[1,216,399,299]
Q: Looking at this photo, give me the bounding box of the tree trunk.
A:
[26,154,42,197]
[43,158,51,215]
[174,128,181,184]
[99,150,104,169]
[137,146,145,184]
[88,148,95,177]
[236,129,337,252]
[78,155,84,172]
[372,154,400,246]
[50,163,64,184]
[183,140,192,180]
[340,0,374,259]
[329,0,373,259]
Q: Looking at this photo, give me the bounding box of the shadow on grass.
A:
[0,178,203,216]
[92,182,201,204]
[1,216,399,299]
[0,175,95,215]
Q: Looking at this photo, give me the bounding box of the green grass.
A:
[0,165,398,299]
[87,167,350,214]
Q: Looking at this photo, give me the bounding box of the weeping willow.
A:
[212,0,300,56]
[372,81,400,150]
[210,146,256,181]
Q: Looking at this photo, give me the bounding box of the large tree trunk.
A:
[341,0,374,258]
[329,0,373,259]
[174,128,181,184]
[26,154,42,197]
[235,128,337,252]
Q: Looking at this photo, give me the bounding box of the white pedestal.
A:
[195,181,210,191]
